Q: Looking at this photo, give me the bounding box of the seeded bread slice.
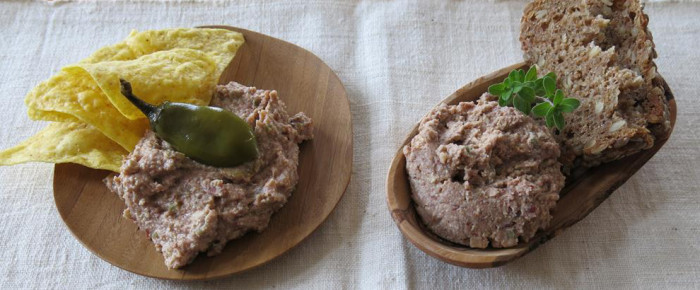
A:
[520,0,670,168]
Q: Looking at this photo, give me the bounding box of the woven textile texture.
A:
[0,0,698,288]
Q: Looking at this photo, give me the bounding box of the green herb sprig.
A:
[487,66,580,130]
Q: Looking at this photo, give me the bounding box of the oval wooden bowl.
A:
[386,62,677,268]
[53,26,353,280]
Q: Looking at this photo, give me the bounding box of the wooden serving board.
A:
[53,26,352,280]
[386,62,676,268]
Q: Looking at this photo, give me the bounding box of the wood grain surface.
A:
[53,26,352,280]
[386,62,677,268]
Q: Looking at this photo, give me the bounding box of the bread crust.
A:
[520,0,670,168]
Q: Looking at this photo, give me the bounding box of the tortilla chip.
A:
[84,28,244,77]
[2,28,244,171]
[26,48,215,150]
[77,48,218,119]
[82,42,137,63]
[27,106,79,123]
[0,122,126,172]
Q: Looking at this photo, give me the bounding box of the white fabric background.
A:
[0,0,698,289]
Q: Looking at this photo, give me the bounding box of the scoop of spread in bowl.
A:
[404,94,564,248]
[106,82,313,269]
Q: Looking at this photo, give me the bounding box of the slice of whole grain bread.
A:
[520,0,670,168]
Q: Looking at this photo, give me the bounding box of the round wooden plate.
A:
[386,62,676,268]
[53,26,352,280]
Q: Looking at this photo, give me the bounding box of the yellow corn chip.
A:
[25,64,148,150]
[81,42,137,63]
[26,48,215,150]
[83,28,244,77]
[76,48,218,120]
[3,28,244,171]
[0,122,127,172]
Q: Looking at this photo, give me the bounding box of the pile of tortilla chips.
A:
[0,28,244,172]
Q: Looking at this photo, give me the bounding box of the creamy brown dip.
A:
[106,82,313,269]
[404,94,564,248]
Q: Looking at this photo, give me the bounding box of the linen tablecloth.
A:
[1,0,698,288]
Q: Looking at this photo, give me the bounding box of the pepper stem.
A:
[119,79,158,120]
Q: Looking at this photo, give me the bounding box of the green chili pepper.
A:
[119,79,258,167]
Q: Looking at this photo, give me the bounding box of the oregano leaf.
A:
[525,66,537,82]
[513,84,523,94]
[491,66,578,129]
[513,95,529,115]
[543,76,556,97]
[545,109,555,128]
[559,98,580,113]
[488,83,506,96]
[501,88,514,102]
[508,70,519,83]
[545,72,556,83]
[553,89,564,105]
[534,78,546,95]
[553,111,565,130]
[519,86,536,103]
[532,102,551,117]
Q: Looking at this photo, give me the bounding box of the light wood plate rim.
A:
[53,25,353,280]
[386,62,677,268]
